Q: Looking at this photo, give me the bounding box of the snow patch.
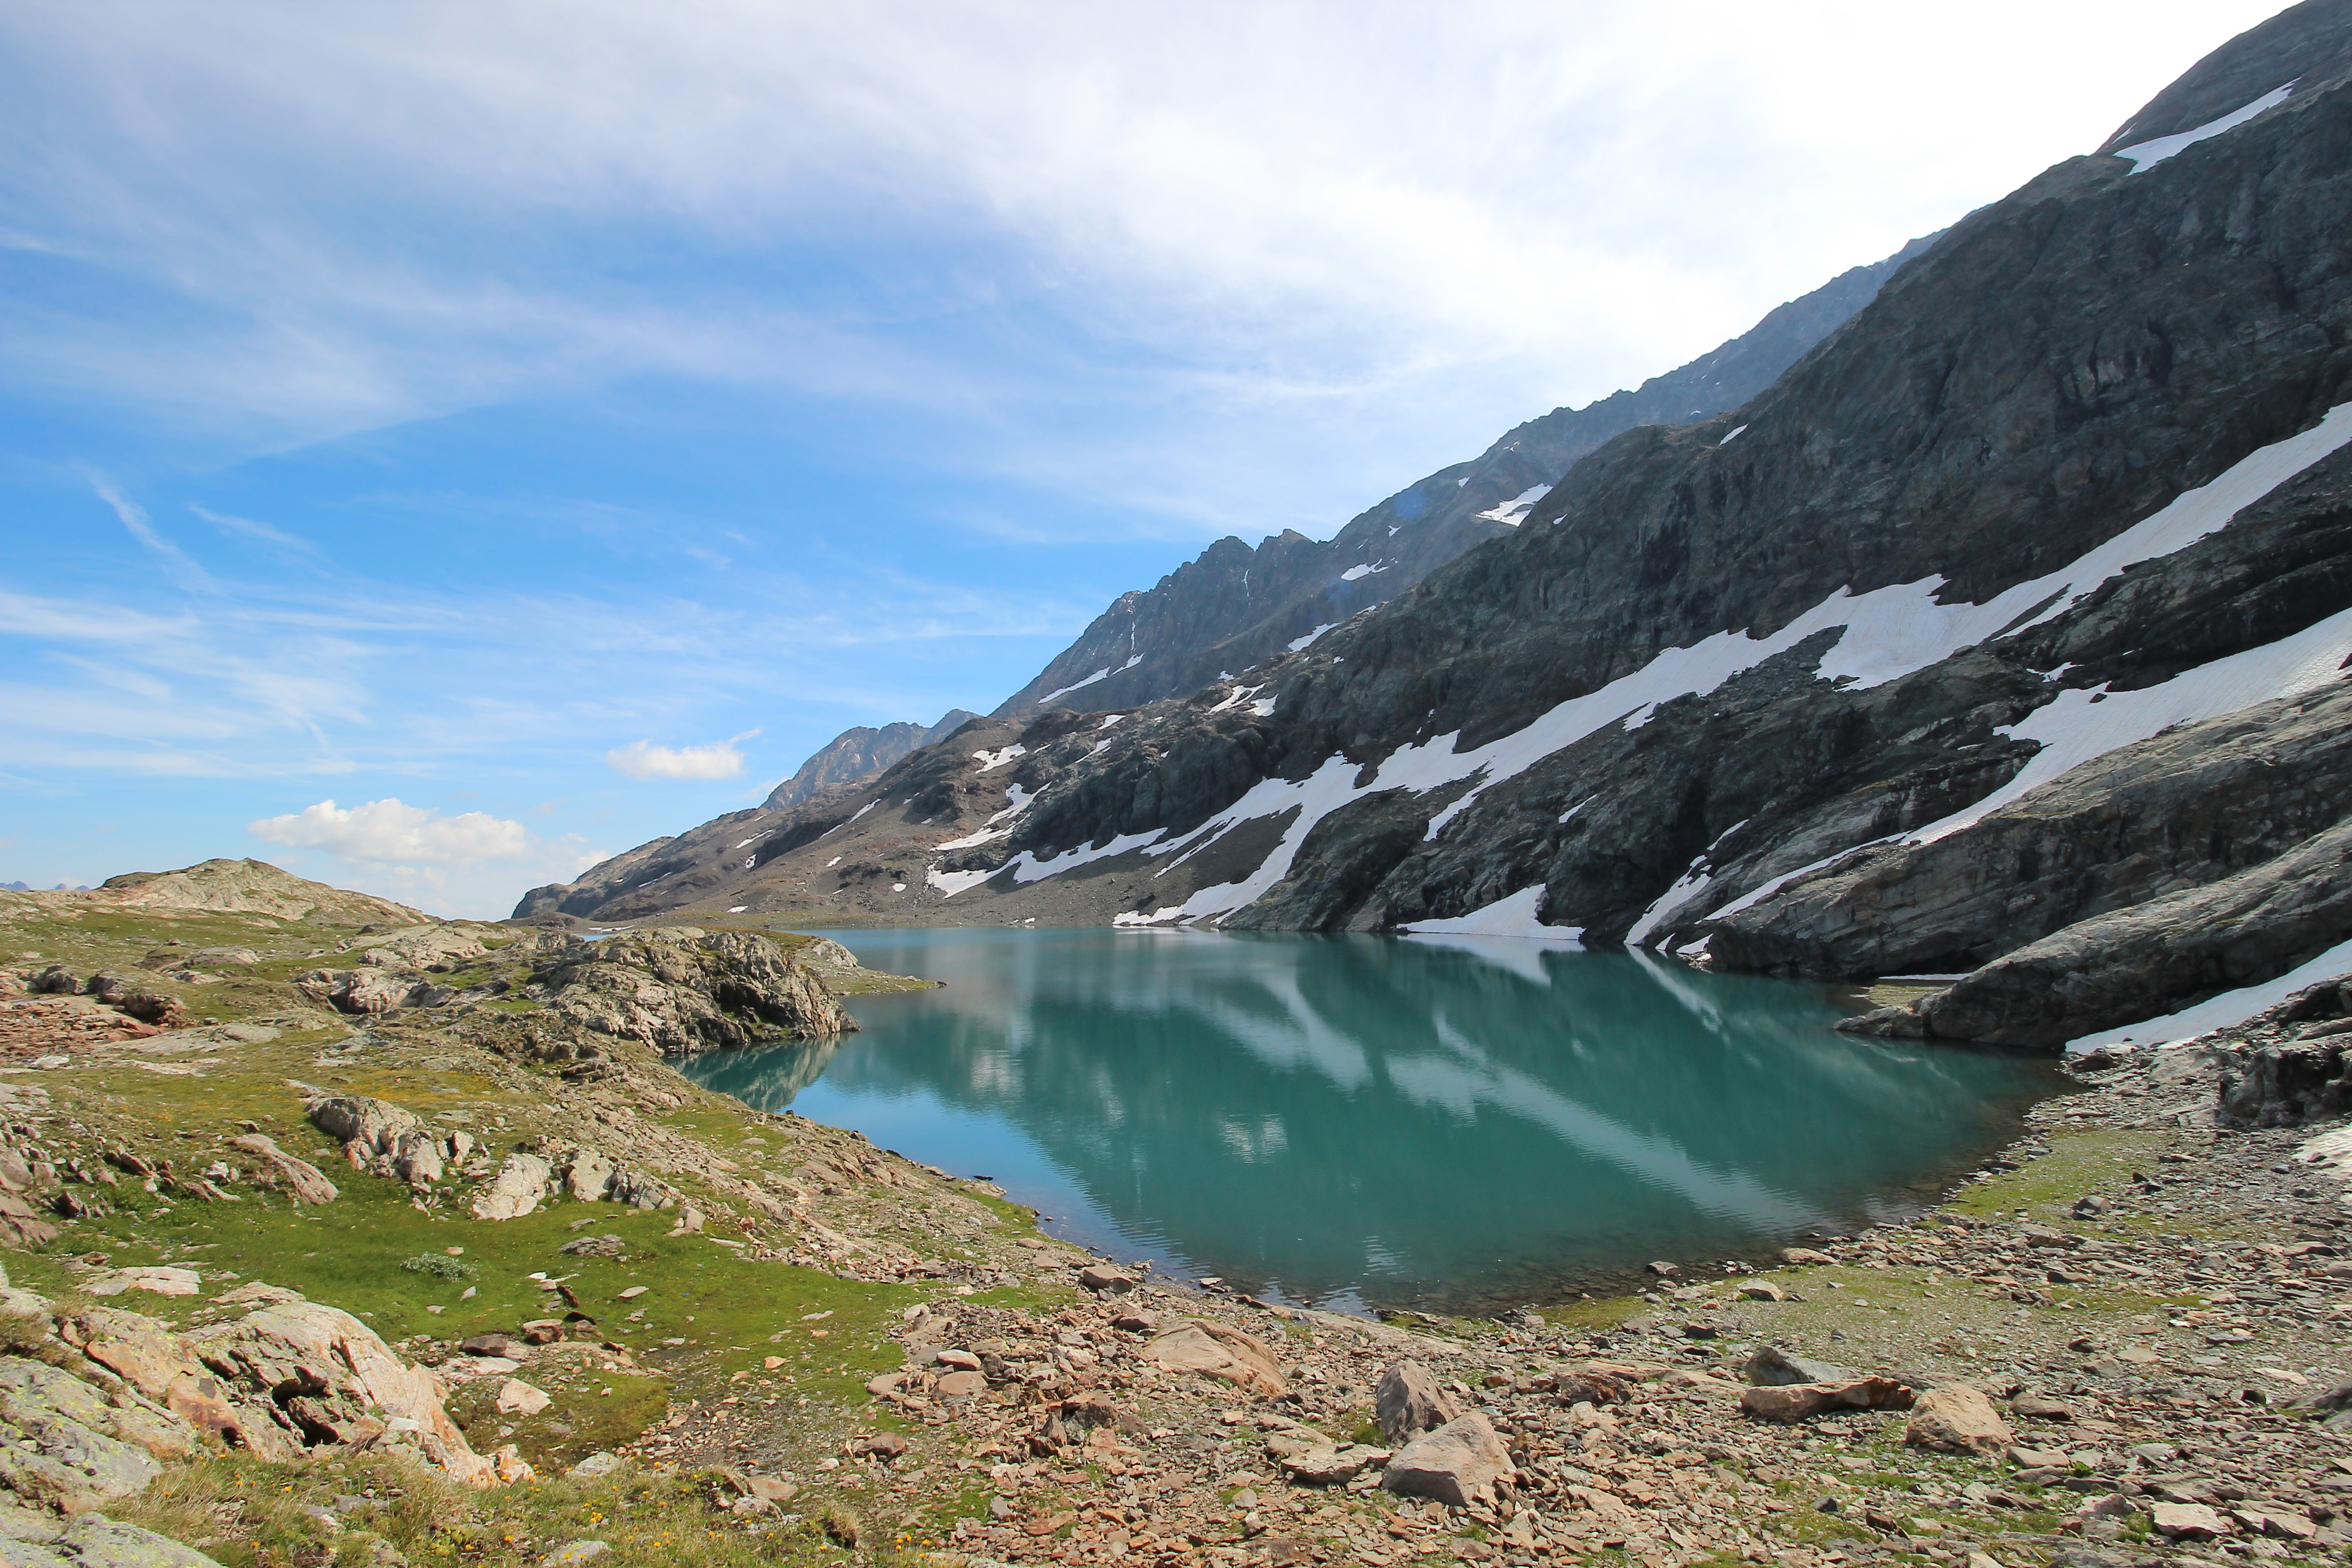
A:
[1251,695,1277,718]
[1037,668,1111,703]
[1719,425,1748,446]
[1287,624,1338,651]
[1399,885,1581,941]
[988,783,1034,824]
[2114,83,2294,172]
[1339,562,1390,582]
[972,744,1027,772]
[926,866,996,897]
[1476,485,1552,526]
[825,855,842,867]
[1004,404,2352,931]
[733,833,767,850]
[1098,713,1126,729]
[2070,936,2352,1053]
[728,905,747,913]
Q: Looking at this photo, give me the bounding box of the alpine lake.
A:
[675,928,2071,1316]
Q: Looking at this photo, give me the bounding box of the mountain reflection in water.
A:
[676,929,2065,1314]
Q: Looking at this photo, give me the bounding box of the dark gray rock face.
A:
[763,710,979,811]
[1709,685,2352,981]
[992,237,1937,718]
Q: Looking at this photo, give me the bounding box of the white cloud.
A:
[0,0,2290,517]
[248,797,534,863]
[605,731,757,781]
[243,797,606,919]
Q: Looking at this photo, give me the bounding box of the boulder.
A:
[29,967,77,995]
[472,1154,553,1220]
[1076,1264,1137,1294]
[1904,1385,2014,1456]
[1740,1378,1915,1423]
[182,1301,495,1486]
[228,1135,338,1206]
[1380,1411,1513,1508]
[85,1269,200,1299]
[495,1380,551,1416]
[1143,1321,1288,1397]
[391,1130,445,1186]
[305,1093,421,1165]
[1375,1359,1464,1446]
[2150,1502,2232,1541]
[1744,1346,1856,1386]
[561,1149,617,1202]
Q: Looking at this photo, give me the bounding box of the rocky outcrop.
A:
[1716,687,2352,982]
[0,1267,502,1530]
[536,927,854,1052]
[1847,816,2352,1049]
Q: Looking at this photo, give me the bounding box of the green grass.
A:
[117,1450,934,1568]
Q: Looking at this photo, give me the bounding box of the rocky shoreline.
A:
[2,858,2350,1568]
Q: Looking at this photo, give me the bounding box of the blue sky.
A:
[0,0,2289,917]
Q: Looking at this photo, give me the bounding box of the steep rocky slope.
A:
[991,238,1936,719]
[515,245,1932,928]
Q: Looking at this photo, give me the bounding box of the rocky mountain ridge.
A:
[990,236,1938,719]
[519,245,1938,925]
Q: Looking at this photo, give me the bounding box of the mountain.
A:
[511,235,1935,927]
[762,710,980,811]
[991,235,1938,716]
[513,709,979,921]
[0,858,429,926]
[591,0,2352,1054]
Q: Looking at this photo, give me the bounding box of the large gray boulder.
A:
[1381,1411,1514,1508]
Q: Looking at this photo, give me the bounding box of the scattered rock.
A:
[1143,1321,1288,1397]
[1905,1385,2015,1456]
[1381,1411,1514,1508]
[1374,1358,1463,1445]
[1740,1378,1916,1423]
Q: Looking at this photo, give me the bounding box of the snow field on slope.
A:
[961,403,2352,931]
[2114,83,2295,172]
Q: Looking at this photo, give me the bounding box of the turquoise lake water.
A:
[675,928,2068,1314]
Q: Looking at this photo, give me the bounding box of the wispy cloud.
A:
[190,503,320,556]
[81,472,214,591]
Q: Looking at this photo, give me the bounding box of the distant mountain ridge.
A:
[991,233,1938,717]
[763,710,980,811]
